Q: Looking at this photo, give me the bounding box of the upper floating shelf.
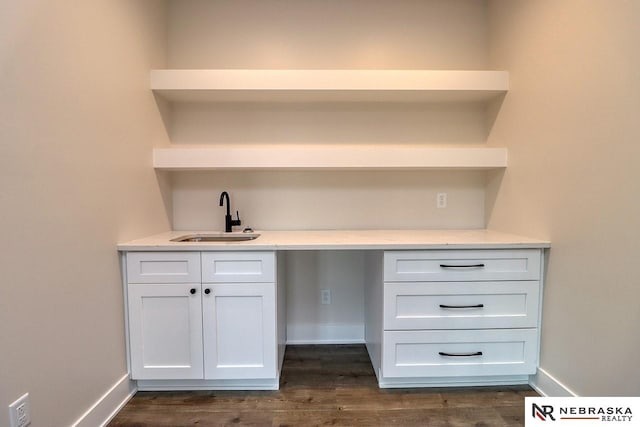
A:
[150,69,509,103]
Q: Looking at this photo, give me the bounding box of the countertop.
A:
[117,229,550,251]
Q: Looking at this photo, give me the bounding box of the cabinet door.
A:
[128,284,204,380]
[202,283,276,379]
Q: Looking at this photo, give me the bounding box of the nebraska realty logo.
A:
[525,397,639,426]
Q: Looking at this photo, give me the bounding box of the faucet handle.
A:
[231,210,242,227]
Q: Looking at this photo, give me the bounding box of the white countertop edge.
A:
[117,229,551,252]
[117,243,550,251]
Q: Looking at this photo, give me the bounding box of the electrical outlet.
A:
[437,192,448,209]
[320,289,331,305]
[9,393,31,427]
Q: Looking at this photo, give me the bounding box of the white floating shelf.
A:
[151,69,509,103]
[153,145,508,171]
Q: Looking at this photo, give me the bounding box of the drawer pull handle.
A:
[204,288,211,295]
[439,304,484,309]
[439,263,485,268]
[190,288,196,295]
[439,351,483,357]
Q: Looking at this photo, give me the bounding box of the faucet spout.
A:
[219,191,231,216]
[219,191,241,232]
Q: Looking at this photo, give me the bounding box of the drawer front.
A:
[383,329,538,378]
[384,249,541,282]
[202,252,276,283]
[127,252,201,284]
[384,281,540,330]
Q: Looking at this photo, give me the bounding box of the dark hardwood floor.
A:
[109,344,537,426]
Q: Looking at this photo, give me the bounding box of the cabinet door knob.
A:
[190,288,196,295]
[204,288,211,295]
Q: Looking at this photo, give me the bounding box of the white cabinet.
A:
[203,283,276,379]
[126,252,203,380]
[124,245,544,390]
[366,248,544,388]
[125,251,281,389]
[128,283,204,380]
[201,252,277,380]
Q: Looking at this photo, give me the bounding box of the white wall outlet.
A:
[437,192,448,208]
[9,393,31,427]
[320,289,331,305]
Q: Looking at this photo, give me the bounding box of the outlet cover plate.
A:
[9,393,31,427]
[320,289,331,305]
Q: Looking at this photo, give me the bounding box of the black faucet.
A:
[219,191,241,232]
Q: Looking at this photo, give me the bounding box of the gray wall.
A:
[487,0,640,396]
[0,1,171,425]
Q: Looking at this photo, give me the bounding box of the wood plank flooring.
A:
[109,344,537,427]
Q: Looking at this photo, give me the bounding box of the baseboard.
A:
[380,375,529,388]
[286,323,364,344]
[529,368,577,397]
[137,378,279,391]
[71,373,137,427]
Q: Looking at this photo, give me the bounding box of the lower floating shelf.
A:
[153,145,507,171]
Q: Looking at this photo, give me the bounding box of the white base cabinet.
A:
[125,251,282,390]
[366,248,544,388]
[124,246,544,390]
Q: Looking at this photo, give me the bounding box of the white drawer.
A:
[127,252,201,284]
[384,281,539,330]
[384,249,541,282]
[383,329,538,378]
[202,252,275,283]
